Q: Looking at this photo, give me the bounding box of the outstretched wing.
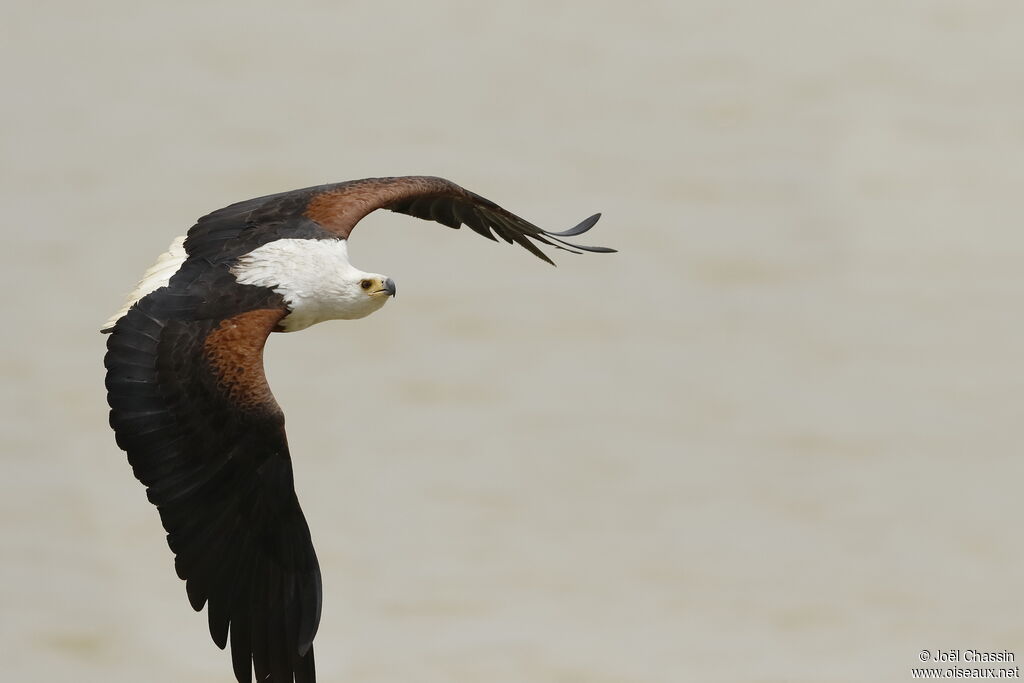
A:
[104,261,321,683]
[179,176,613,267]
[307,176,614,265]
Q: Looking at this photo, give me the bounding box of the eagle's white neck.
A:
[231,238,388,332]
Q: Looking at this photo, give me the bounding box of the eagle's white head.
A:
[231,238,395,332]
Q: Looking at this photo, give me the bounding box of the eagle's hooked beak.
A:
[380,278,396,298]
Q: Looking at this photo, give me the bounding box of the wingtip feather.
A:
[545,212,602,237]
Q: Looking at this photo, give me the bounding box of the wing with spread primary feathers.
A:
[178,176,612,266]
[104,261,321,683]
[306,176,614,265]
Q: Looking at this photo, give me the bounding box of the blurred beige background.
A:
[2,1,1023,682]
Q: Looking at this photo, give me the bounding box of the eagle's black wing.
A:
[271,176,613,266]
[161,176,611,266]
[104,261,321,683]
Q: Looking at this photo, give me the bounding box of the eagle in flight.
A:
[102,176,613,683]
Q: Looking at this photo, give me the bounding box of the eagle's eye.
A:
[360,279,373,290]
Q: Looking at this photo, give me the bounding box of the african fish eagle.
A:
[102,175,613,683]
